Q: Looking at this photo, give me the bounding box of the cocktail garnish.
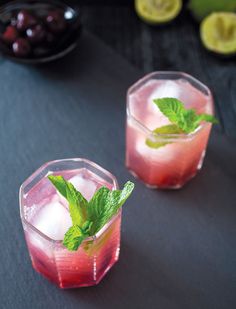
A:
[146,97,218,148]
[48,175,134,251]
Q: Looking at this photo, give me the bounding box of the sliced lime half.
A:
[135,0,182,25]
[200,12,236,56]
[145,124,183,149]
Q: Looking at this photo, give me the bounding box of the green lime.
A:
[189,0,236,22]
[135,0,182,25]
[200,12,236,56]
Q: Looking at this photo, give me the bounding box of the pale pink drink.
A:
[20,159,121,288]
[126,72,214,189]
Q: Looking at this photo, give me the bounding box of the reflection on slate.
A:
[0,31,236,309]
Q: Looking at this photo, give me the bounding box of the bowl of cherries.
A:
[0,0,82,63]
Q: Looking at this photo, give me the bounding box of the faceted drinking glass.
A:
[126,71,214,189]
[20,158,121,288]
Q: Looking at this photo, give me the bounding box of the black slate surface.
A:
[0,31,236,309]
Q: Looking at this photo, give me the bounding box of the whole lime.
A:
[189,0,236,22]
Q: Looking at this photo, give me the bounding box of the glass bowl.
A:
[0,0,82,64]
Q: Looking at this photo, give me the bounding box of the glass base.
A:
[60,259,119,289]
[32,250,120,289]
[127,167,198,190]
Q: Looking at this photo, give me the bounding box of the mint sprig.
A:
[48,175,88,226]
[146,97,218,149]
[48,175,134,251]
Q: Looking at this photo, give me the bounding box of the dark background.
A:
[0,1,236,309]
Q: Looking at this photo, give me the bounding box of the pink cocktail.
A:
[126,72,214,189]
[20,158,121,288]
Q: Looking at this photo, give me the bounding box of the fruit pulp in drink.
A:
[126,78,214,188]
[22,168,121,288]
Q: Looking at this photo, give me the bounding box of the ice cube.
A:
[148,80,181,104]
[69,174,97,200]
[147,80,180,113]
[32,201,72,240]
[144,113,170,130]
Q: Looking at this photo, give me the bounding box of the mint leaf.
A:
[48,175,67,199]
[146,124,184,149]
[182,109,199,133]
[81,220,93,234]
[48,175,88,226]
[48,176,134,251]
[88,181,135,235]
[108,181,135,214]
[182,111,218,133]
[154,97,195,132]
[87,187,110,222]
[63,221,92,251]
[153,98,185,124]
[197,113,218,124]
[65,182,88,226]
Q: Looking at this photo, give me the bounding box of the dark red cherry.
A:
[26,24,46,44]
[45,32,56,45]
[2,26,19,44]
[17,10,37,31]
[46,10,66,33]
[12,38,31,57]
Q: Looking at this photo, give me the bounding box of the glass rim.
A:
[127,71,214,142]
[19,158,119,244]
